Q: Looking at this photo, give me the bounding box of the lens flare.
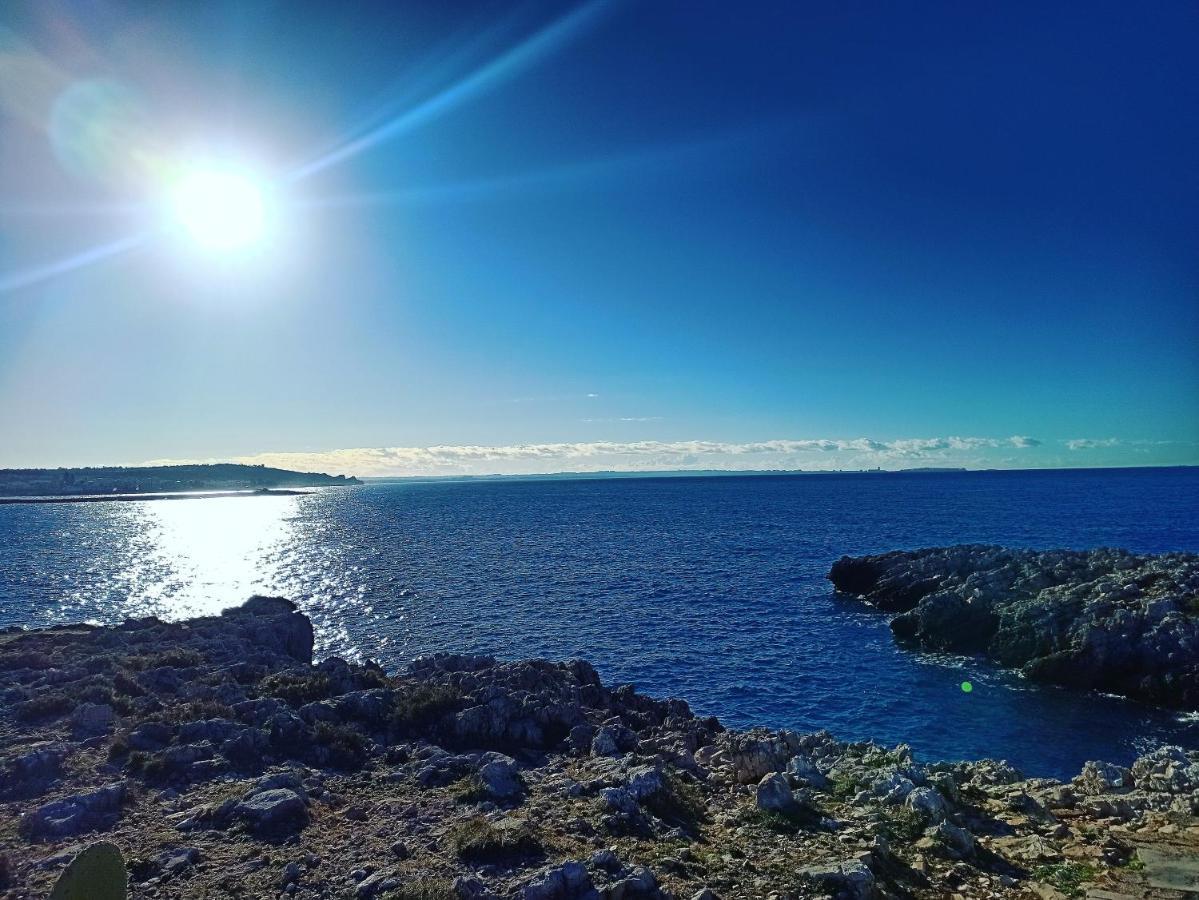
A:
[49,79,149,186]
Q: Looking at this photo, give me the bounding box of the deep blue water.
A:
[2,467,1198,780]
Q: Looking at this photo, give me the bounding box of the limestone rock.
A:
[798,859,878,900]
[70,703,115,739]
[830,546,1199,708]
[478,755,524,801]
[756,773,796,813]
[20,782,126,839]
[235,787,309,836]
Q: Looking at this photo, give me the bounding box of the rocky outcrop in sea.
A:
[1,595,1198,898]
[829,545,1199,710]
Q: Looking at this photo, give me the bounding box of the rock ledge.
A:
[829,545,1199,709]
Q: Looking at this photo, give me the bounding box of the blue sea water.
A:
[2,466,1198,780]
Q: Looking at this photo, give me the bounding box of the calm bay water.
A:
[2,467,1198,779]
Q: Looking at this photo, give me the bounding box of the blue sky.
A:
[0,1,1196,475]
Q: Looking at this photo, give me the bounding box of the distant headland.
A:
[0,463,360,500]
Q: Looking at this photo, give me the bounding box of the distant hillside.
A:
[0,463,360,497]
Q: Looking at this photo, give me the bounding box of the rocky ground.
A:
[1,596,1198,899]
[829,546,1199,709]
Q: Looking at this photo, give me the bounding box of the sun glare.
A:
[168,169,266,252]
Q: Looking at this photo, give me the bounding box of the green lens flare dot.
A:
[960,681,973,693]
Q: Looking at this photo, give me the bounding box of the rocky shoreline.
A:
[828,545,1199,710]
[2,596,1199,899]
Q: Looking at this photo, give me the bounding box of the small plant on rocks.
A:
[159,699,234,724]
[313,721,369,770]
[260,671,332,706]
[642,770,708,832]
[829,773,861,800]
[450,774,489,804]
[449,817,541,863]
[878,805,925,844]
[1032,862,1099,898]
[389,683,464,736]
[14,693,73,722]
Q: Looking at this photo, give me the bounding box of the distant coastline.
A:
[0,488,311,506]
[362,463,1197,485]
[0,463,360,499]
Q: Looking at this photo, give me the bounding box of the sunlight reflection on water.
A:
[72,496,297,621]
[143,496,296,617]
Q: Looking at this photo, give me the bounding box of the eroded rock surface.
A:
[829,545,1199,708]
[0,595,1196,899]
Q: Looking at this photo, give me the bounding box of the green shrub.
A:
[449,817,541,862]
[157,699,234,725]
[878,805,925,843]
[1032,863,1099,898]
[107,732,131,761]
[260,671,333,706]
[76,683,116,706]
[451,774,489,804]
[359,667,391,690]
[742,806,821,835]
[314,721,369,770]
[112,670,145,697]
[641,770,707,832]
[15,693,73,722]
[389,683,464,736]
[125,751,169,782]
[828,774,861,800]
[0,649,53,671]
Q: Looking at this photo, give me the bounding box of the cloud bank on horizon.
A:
[143,434,1194,478]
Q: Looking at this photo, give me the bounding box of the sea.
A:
[2,466,1197,780]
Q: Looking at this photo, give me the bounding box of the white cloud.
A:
[144,434,1046,478]
[1066,438,1121,450]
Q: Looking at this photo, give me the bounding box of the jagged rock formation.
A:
[829,545,1199,709]
[0,596,1197,898]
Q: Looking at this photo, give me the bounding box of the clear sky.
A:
[1,1,1196,476]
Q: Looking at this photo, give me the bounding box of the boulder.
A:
[521,860,592,899]
[905,786,948,822]
[785,753,829,789]
[20,782,126,839]
[70,703,115,739]
[930,820,976,859]
[756,773,796,813]
[601,788,639,817]
[799,859,878,900]
[1074,760,1133,795]
[235,788,309,836]
[128,722,173,751]
[478,756,524,801]
[625,765,667,801]
[1,743,69,795]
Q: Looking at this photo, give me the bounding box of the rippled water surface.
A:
[2,467,1198,779]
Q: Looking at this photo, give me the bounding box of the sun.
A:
[168,169,267,252]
